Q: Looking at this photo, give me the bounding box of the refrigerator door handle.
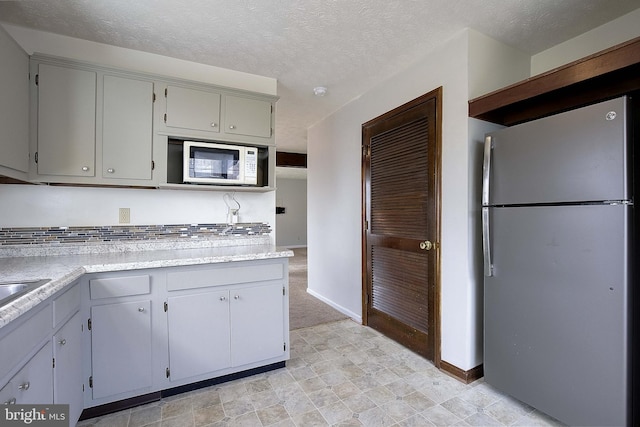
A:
[482,135,492,206]
[482,207,493,276]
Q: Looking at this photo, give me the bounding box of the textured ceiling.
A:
[0,1,638,154]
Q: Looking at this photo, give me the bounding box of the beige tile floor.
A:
[77,319,564,427]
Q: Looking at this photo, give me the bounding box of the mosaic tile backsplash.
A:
[0,223,271,246]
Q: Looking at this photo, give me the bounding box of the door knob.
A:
[419,240,433,251]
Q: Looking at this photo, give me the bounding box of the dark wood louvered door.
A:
[362,88,441,362]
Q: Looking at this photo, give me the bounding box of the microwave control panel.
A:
[244,149,258,182]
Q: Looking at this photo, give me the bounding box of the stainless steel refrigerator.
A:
[482,95,638,426]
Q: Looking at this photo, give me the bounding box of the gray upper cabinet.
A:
[160,84,275,146]
[31,56,157,187]
[36,63,96,177]
[29,54,277,189]
[102,75,154,180]
[165,85,221,133]
[224,95,272,139]
[0,26,29,178]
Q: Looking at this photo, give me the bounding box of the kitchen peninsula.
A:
[0,230,292,424]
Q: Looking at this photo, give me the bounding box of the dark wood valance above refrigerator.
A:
[469,36,640,126]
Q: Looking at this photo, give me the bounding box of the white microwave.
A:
[183,141,258,185]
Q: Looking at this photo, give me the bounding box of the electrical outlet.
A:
[119,208,130,224]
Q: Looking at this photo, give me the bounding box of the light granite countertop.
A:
[0,236,293,329]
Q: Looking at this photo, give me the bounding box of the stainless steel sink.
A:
[0,279,50,306]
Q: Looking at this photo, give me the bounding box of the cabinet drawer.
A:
[167,263,284,291]
[90,275,150,299]
[53,284,80,327]
[0,305,52,382]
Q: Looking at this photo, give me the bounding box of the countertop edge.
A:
[0,246,294,330]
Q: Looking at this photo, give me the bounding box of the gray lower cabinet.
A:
[90,300,153,400]
[0,281,82,425]
[167,289,231,382]
[229,282,285,367]
[79,259,289,412]
[2,342,53,405]
[53,312,84,425]
[166,281,286,383]
[165,260,288,386]
[86,274,154,403]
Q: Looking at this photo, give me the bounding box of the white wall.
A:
[275,178,307,247]
[468,29,530,99]
[0,185,273,228]
[0,25,276,241]
[309,29,473,364]
[531,8,640,75]
[308,28,532,371]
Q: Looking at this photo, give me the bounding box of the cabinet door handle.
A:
[82,166,90,172]
[58,339,67,345]
[219,296,226,301]
[234,295,240,300]
[211,122,217,128]
[18,382,30,391]
[107,168,115,173]
[4,398,16,404]
[229,125,236,130]
[138,307,145,312]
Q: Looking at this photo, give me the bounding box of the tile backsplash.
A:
[0,223,271,246]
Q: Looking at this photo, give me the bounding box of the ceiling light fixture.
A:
[313,86,327,96]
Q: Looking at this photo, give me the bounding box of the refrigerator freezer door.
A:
[486,97,628,205]
[484,204,630,427]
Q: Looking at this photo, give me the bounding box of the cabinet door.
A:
[165,85,220,133]
[103,75,154,180]
[53,312,83,425]
[0,27,29,174]
[224,95,272,138]
[37,63,96,177]
[230,283,284,367]
[167,290,230,381]
[90,300,152,399]
[11,342,54,404]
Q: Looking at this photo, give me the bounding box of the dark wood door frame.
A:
[361,87,442,368]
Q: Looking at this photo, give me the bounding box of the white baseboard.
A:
[306,288,362,324]
[284,245,307,249]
